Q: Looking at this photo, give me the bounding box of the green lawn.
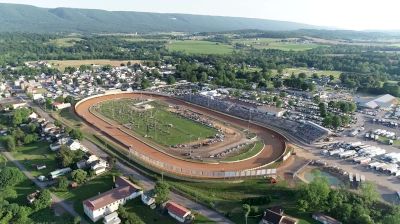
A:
[96,99,218,146]
[222,141,264,162]
[11,141,58,177]
[54,172,117,220]
[57,108,82,127]
[124,198,176,224]
[167,40,233,55]
[233,38,324,51]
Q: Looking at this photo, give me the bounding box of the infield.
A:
[94,99,218,146]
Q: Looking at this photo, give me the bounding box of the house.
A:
[54,102,72,110]
[312,213,342,224]
[103,212,121,224]
[27,190,40,204]
[66,139,81,151]
[165,201,192,223]
[91,159,109,175]
[262,208,298,224]
[43,122,56,133]
[141,189,156,206]
[50,167,72,179]
[83,176,142,222]
[28,112,38,120]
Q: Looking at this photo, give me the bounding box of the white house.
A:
[141,189,156,206]
[54,102,72,110]
[165,201,192,223]
[91,159,108,175]
[103,212,121,224]
[66,139,81,151]
[83,176,142,222]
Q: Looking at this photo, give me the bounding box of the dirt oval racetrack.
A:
[75,92,287,179]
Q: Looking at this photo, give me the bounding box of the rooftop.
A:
[165,201,191,218]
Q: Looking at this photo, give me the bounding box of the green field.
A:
[48,37,83,47]
[233,38,324,51]
[167,40,233,55]
[282,67,342,79]
[96,99,218,146]
[11,142,58,177]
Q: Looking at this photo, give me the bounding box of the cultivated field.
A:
[233,38,324,51]
[48,59,141,70]
[48,37,83,47]
[95,99,217,146]
[166,40,233,54]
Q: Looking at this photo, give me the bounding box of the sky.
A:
[0,0,399,30]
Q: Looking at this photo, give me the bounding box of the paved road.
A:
[0,150,87,223]
[82,139,234,224]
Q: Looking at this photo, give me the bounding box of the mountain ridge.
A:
[0,3,321,33]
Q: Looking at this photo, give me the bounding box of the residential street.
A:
[0,149,88,223]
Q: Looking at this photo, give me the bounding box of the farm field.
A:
[96,99,218,146]
[47,59,141,70]
[167,40,234,55]
[48,37,83,47]
[233,38,324,51]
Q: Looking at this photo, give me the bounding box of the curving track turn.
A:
[75,92,286,179]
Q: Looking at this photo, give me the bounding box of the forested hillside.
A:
[0,3,318,33]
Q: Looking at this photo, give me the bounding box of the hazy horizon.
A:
[0,0,399,31]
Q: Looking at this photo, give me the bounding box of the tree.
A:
[297,175,330,212]
[341,115,351,126]
[319,103,327,117]
[298,73,307,79]
[141,78,151,89]
[0,167,24,189]
[64,95,75,104]
[57,176,69,191]
[166,75,176,85]
[23,134,38,145]
[332,115,342,129]
[54,120,62,127]
[73,216,81,224]
[71,169,87,184]
[4,136,15,151]
[70,129,83,140]
[276,100,283,108]
[360,182,379,205]
[154,181,170,205]
[323,116,333,127]
[242,204,251,224]
[57,146,85,167]
[33,189,52,211]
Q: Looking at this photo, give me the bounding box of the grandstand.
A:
[181,94,329,144]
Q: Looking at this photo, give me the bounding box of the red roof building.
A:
[165,201,192,223]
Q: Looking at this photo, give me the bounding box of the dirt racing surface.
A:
[75,92,286,178]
